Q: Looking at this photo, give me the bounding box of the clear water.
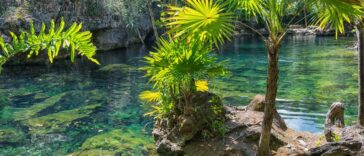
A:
[0,36,358,155]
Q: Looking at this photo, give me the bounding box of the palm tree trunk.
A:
[258,40,280,156]
[357,23,364,126]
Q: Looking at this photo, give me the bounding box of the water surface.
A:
[0,36,358,155]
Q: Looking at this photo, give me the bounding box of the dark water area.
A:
[0,36,358,155]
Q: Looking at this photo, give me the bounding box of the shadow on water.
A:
[0,36,358,155]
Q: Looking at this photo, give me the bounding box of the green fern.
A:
[0,19,99,71]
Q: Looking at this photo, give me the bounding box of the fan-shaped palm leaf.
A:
[308,0,363,37]
[167,0,235,47]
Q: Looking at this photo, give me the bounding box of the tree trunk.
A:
[357,23,364,126]
[147,0,160,42]
[257,40,280,156]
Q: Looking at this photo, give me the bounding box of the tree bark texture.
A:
[357,23,364,126]
[257,40,280,156]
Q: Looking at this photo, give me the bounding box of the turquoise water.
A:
[0,36,358,155]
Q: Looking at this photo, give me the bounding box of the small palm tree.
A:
[140,0,234,118]
[0,19,99,71]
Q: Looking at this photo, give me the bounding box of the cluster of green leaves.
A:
[222,0,363,37]
[140,0,233,119]
[166,0,235,47]
[309,0,363,37]
[0,19,99,71]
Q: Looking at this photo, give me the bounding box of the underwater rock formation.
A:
[69,125,156,156]
[0,128,25,145]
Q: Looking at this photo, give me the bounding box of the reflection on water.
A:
[0,36,358,155]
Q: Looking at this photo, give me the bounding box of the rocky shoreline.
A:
[153,94,364,156]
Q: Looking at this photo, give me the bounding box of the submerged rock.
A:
[97,64,137,74]
[70,125,156,156]
[12,92,67,121]
[0,96,9,111]
[0,128,25,144]
[22,104,101,135]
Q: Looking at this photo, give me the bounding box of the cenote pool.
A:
[0,36,358,155]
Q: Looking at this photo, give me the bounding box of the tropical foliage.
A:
[0,19,99,71]
[166,0,235,47]
[156,0,363,155]
[140,0,233,118]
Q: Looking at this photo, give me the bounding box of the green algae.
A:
[0,106,19,123]
[0,128,25,144]
[68,149,116,156]
[0,96,9,110]
[97,64,137,73]
[22,104,101,135]
[71,125,155,156]
[12,93,66,121]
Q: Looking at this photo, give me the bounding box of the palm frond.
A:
[308,0,363,37]
[166,0,235,47]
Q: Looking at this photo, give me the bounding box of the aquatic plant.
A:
[0,127,25,144]
[22,104,101,135]
[0,19,99,71]
[12,92,66,121]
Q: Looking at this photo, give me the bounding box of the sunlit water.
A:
[0,36,358,155]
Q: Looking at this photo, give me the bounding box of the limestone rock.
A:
[153,92,224,155]
[324,102,345,142]
[246,94,288,130]
[309,139,362,156]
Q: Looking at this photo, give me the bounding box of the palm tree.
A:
[220,0,362,155]
[140,0,235,118]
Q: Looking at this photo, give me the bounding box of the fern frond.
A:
[0,18,100,71]
[139,91,162,103]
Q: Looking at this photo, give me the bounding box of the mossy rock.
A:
[97,64,137,73]
[22,104,101,135]
[75,125,155,155]
[0,128,25,144]
[12,92,66,121]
